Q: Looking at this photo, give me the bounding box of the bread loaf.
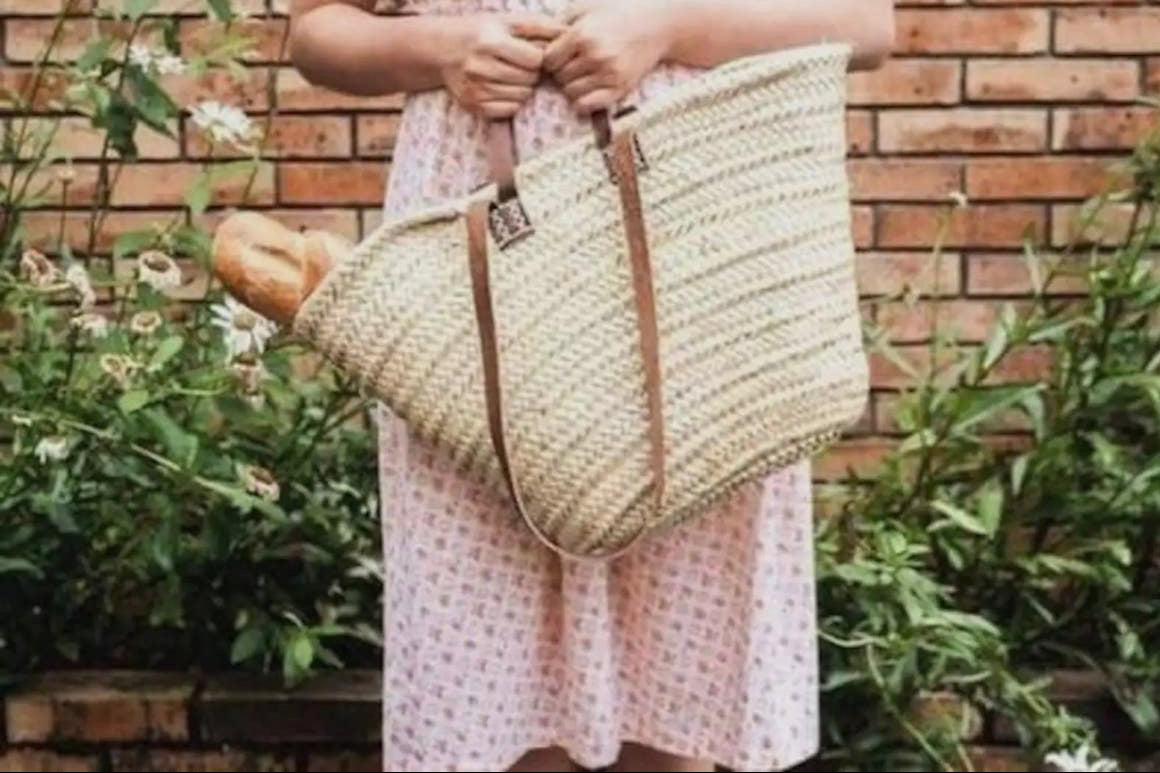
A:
[210,211,346,325]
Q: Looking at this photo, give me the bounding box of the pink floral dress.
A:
[376,2,820,770]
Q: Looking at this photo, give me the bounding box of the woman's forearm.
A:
[289,3,468,96]
[664,0,895,71]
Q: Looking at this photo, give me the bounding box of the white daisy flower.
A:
[128,43,153,70]
[241,465,280,501]
[70,312,109,338]
[129,310,163,336]
[190,100,257,149]
[136,250,183,292]
[1045,745,1119,772]
[229,351,269,407]
[99,353,141,388]
[64,263,96,309]
[19,249,61,289]
[154,52,186,76]
[211,296,277,359]
[34,436,69,464]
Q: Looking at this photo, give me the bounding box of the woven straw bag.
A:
[294,42,870,558]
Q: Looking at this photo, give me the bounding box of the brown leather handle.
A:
[468,120,665,560]
[487,111,613,201]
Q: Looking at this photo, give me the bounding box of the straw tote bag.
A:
[294,42,870,558]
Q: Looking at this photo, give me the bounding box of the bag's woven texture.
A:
[294,42,869,557]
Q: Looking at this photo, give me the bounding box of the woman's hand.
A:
[442,14,565,119]
[542,0,674,115]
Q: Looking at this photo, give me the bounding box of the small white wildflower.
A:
[229,351,269,407]
[1044,745,1119,772]
[241,465,280,501]
[34,436,69,464]
[128,44,153,69]
[12,414,34,427]
[99,353,141,388]
[154,52,187,75]
[128,44,187,76]
[70,312,110,339]
[190,100,256,148]
[136,250,183,292]
[211,296,277,360]
[54,163,77,185]
[64,263,96,309]
[948,190,969,209]
[129,310,163,336]
[19,249,61,289]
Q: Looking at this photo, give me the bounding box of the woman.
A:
[287,2,894,771]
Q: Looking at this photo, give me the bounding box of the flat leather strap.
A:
[487,112,614,202]
[467,124,666,557]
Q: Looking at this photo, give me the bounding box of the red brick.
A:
[0,751,97,773]
[19,210,179,254]
[1051,202,1155,248]
[814,438,897,481]
[274,68,404,111]
[9,116,178,160]
[93,0,266,12]
[846,110,873,156]
[848,158,961,202]
[356,113,403,157]
[965,156,1118,200]
[851,205,874,250]
[856,251,962,298]
[165,67,271,112]
[879,109,1047,154]
[895,9,1049,54]
[3,18,162,62]
[1056,8,1160,55]
[0,66,73,111]
[0,0,90,12]
[5,671,193,743]
[279,161,387,205]
[1148,58,1160,94]
[847,59,961,106]
[186,114,352,158]
[966,746,1032,773]
[109,749,293,772]
[180,17,288,63]
[875,299,1008,343]
[967,58,1139,103]
[967,253,1088,297]
[1052,107,1157,150]
[305,752,383,772]
[878,204,1046,249]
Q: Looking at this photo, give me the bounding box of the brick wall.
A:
[2,0,1158,475]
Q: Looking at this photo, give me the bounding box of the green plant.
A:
[816,115,1160,770]
[0,0,380,685]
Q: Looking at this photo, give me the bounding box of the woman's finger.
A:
[561,73,607,102]
[479,82,535,102]
[553,53,600,87]
[479,100,523,120]
[486,32,548,72]
[541,27,582,74]
[505,13,566,42]
[470,56,540,86]
[575,88,618,115]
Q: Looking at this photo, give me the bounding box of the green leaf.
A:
[185,170,213,216]
[125,0,160,20]
[141,408,197,465]
[114,229,158,260]
[207,0,235,22]
[976,479,1003,537]
[77,38,113,72]
[291,633,314,670]
[981,321,1009,371]
[126,68,178,134]
[230,626,265,664]
[931,500,989,537]
[118,389,150,414]
[149,335,184,371]
[1011,454,1029,496]
[0,557,43,578]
